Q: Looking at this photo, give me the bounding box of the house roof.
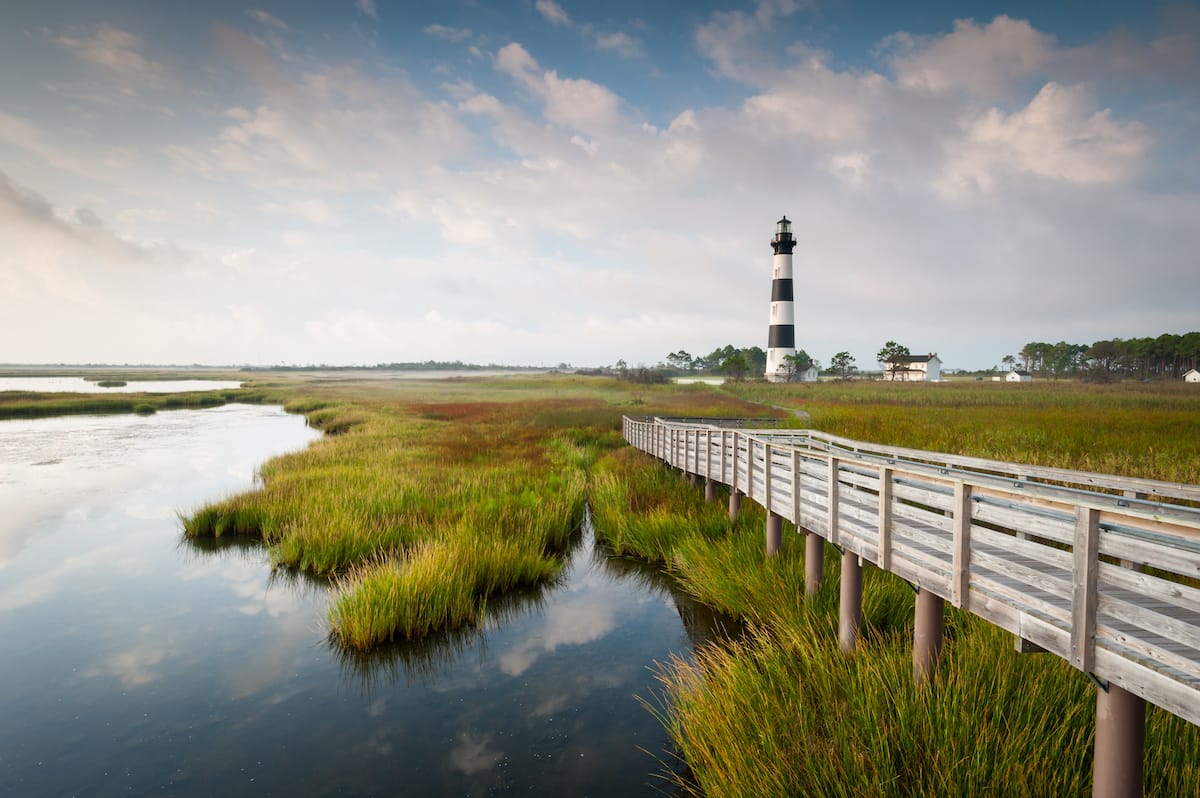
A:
[898,353,940,363]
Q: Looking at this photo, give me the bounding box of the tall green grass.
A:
[727,380,1200,482]
[180,376,773,649]
[592,379,1200,795]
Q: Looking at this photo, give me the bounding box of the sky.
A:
[1,0,1198,370]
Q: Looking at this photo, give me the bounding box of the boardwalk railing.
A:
[622,415,1200,732]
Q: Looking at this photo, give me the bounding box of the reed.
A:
[592,379,1200,795]
[181,375,771,649]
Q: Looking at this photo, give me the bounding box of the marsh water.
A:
[0,404,728,796]
[0,377,243,393]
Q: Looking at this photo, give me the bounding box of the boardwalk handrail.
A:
[622,415,1200,729]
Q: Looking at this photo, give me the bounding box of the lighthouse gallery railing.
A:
[622,415,1200,726]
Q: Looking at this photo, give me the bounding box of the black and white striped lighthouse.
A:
[765,216,797,382]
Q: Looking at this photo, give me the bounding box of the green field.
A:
[9,372,1199,794]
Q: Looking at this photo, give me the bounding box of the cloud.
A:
[424,24,472,43]
[174,33,475,191]
[53,24,166,80]
[594,31,644,58]
[885,16,1055,98]
[356,0,378,19]
[740,51,885,143]
[246,9,289,29]
[535,0,571,27]
[495,43,620,134]
[938,82,1153,197]
[0,170,157,264]
[695,0,800,85]
[262,198,339,225]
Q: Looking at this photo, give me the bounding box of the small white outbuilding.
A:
[1006,370,1033,383]
[1185,368,1200,384]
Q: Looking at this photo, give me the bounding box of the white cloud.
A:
[741,55,884,143]
[424,24,472,43]
[594,31,644,58]
[885,16,1054,98]
[1,9,1194,370]
[172,40,475,191]
[535,0,571,27]
[829,151,871,187]
[495,43,620,134]
[262,198,339,225]
[695,0,800,85]
[356,0,378,19]
[938,82,1153,197]
[246,9,289,30]
[53,24,166,80]
[0,170,158,265]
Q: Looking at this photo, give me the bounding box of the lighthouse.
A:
[765,216,797,382]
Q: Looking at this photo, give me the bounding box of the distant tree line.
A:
[1012,332,1200,380]
[604,344,860,383]
[241,360,546,372]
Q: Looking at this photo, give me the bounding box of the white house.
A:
[893,353,942,382]
[1185,368,1200,383]
[796,364,820,382]
[1006,370,1033,383]
[770,362,820,382]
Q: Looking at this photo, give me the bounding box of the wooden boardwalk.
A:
[622,415,1200,730]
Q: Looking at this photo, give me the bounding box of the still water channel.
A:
[0,403,726,796]
[0,377,244,394]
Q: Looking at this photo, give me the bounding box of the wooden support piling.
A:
[805,532,824,596]
[705,477,716,502]
[766,511,782,557]
[839,550,862,653]
[1093,682,1146,798]
[729,490,742,522]
[913,588,944,684]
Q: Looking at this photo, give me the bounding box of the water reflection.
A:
[333,512,744,697]
[0,376,243,393]
[1,407,736,796]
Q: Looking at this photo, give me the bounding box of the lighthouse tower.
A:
[765,216,797,382]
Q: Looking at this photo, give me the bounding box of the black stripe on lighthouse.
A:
[771,278,793,302]
[768,325,795,348]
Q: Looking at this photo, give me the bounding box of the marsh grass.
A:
[29,371,1198,791]
[179,375,772,650]
[0,391,238,419]
[591,379,1200,795]
[728,380,1200,482]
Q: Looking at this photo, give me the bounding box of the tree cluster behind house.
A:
[1013,332,1200,380]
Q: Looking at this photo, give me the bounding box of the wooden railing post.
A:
[765,444,781,557]
[745,436,754,505]
[826,456,840,547]
[877,466,893,571]
[720,430,728,485]
[791,450,802,528]
[704,430,715,500]
[1072,506,1101,673]
[729,432,742,521]
[951,482,972,608]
